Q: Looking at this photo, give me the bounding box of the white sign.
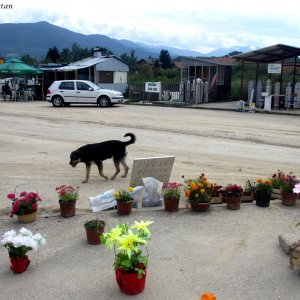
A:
[268,64,282,74]
[264,95,272,111]
[145,82,161,93]
[130,156,175,187]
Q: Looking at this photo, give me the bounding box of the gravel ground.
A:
[0,101,300,299]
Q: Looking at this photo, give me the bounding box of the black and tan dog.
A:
[69,133,136,183]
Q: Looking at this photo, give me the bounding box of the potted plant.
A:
[55,184,79,217]
[114,187,134,215]
[224,184,243,210]
[101,220,154,295]
[280,172,299,206]
[184,174,213,212]
[270,170,285,199]
[241,180,254,202]
[163,182,182,212]
[210,183,223,204]
[84,219,105,245]
[7,190,42,223]
[254,178,273,207]
[1,227,46,274]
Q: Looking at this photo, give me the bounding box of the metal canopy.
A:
[233,44,300,63]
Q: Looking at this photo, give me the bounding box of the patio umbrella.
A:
[0,58,42,75]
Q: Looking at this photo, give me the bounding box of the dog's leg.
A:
[111,158,121,180]
[96,161,108,180]
[82,163,91,183]
[120,157,129,178]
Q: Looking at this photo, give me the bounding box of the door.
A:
[58,81,76,102]
[75,81,97,103]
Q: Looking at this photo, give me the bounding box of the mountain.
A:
[0,21,251,60]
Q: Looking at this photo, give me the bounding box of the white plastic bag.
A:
[89,189,116,213]
[142,177,163,207]
[130,186,145,208]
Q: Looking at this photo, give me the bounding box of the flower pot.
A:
[17,211,37,223]
[191,202,210,212]
[164,197,179,212]
[226,196,241,210]
[117,202,132,215]
[282,192,297,206]
[85,226,105,245]
[255,192,271,207]
[59,201,76,217]
[9,253,30,274]
[115,268,147,295]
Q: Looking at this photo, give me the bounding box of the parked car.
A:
[46,80,124,107]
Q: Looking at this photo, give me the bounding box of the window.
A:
[99,71,113,83]
[59,81,74,90]
[76,81,91,91]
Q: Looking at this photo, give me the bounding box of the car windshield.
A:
[87,81,101,90]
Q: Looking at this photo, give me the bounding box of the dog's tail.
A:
[123,133,136,146]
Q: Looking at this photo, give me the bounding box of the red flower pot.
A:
[282,192,297,206]
[191,202,210,212]
[115,268,147,295]
[9,253,30,274]
[59,201,76,217]
[117,202,132,215]
[226,196,241,210]
[164,197,179,212]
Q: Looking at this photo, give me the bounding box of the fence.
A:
[127,80,212,105]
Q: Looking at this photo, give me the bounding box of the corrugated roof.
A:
[232,44,300,63]
[56,56,108,71]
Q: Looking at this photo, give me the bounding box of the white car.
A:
[46,80,124,107]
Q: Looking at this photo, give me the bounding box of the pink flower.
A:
[7,193,15,200]
[293,183,300,194]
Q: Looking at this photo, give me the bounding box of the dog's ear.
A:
[70,150,78,160]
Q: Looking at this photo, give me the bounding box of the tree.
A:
[71,43,90,61]
[120,50,137,73]
[159,49,172,69]
[228,51,242,56]
[46,46,60,63]
[59,48,72,63]
[20,54,37,65]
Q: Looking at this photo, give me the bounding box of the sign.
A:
[264,95,272,111]
[130,156,175,187]
[145,82,161,93]
[268,64,282,74]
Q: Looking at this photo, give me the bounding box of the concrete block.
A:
[278,233,300,255]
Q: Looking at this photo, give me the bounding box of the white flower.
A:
[293,183,300,194]
[33,233,47,247]
[20,227,33,237]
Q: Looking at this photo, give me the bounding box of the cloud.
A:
[2,0,300,53]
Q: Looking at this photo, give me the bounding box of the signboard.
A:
[268,64,282,74]
[130,156,175,187]
[145,82,161,93]
[264,95,272,111]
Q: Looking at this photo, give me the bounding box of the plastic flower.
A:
[128,187,134,192]
[293,183,300,194]
[102,226,123,249]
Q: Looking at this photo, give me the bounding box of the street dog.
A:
[69,133,136,183]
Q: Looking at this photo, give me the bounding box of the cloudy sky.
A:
[2,0,300,53]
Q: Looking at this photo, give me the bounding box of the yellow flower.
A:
[103,227,122,249]
[114,191,120,199]
[257,178,263,184]
[265,179,272,186]
[117,230,145,258]
[131,220,154,237]
[198,182,203,188]
[200,189,205,193]
[128,187,134,192]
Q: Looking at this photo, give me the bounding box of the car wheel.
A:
[98,96,111,107]
[52,96,64,107]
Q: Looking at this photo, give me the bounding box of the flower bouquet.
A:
[1,227,46,273]
[163,182,182,212]
[101,220,154,295]
[7,190,42,222]
[55,184,79,217]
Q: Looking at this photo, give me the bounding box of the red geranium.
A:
[7,191,42,217]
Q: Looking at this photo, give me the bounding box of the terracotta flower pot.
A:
[226,196,241,210]
[17,211,37,223]
[164,197,179,212]
[115,267,147,295]
[191,202,210,212]
[117,202,132,215]
[59,201,76,217]
[282,192,297,206]
[85,226,105,245]
[9,253,30,274]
